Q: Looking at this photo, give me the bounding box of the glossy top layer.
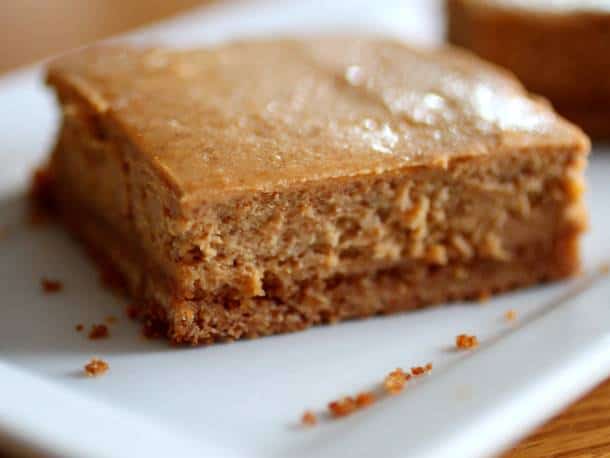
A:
[47,38,587,201]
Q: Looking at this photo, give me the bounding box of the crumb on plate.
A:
[325,391,377,421]
[89,324,109,339]
[355,391,376,408]
[504,309,517,321]
[383,368,410,395]
[41,278,63,293]
[84,358,109,377]
[301,410,317,426]
[306,363,432,427]
[411,363,433,376]
[328,396,358,418]
[411,366,425,376]
[75,324,84,332]
[456,334,479,350]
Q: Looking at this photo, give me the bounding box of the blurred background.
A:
[0,0,212,74]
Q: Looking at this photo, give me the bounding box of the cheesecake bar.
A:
[447,0,610,138]
[44,38,589,344]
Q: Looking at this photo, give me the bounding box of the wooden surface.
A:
[2,1,609,456]
[507,380,610,457]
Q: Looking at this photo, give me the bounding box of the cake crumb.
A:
[41,278,63,293]
[601,263,610,275]
[75,324,84,332]
[411,363,433,376]
[105,315,118,325]
[411,366,425,376]
[328,396,358,418]
[304,364,430,427]
[383,368,410,394]
[504,309,517,321]
[325,391,377,421]
[301,410,317,427]
[355,391,376,408]
[89,324,109,339]
[84,358,109,377]
[456,334,479,350]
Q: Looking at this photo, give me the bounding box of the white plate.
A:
[1,1,609,457]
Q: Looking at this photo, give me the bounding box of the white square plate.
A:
[1,2,609,457]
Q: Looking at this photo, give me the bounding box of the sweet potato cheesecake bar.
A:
[43,38,589,344]
[446,0,610,139]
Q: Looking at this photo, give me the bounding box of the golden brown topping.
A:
[425,362,433,372]
[47,41,582,203]
[89,324,109,340]
[383,368,410,395]
[84,358,109,377]
[301,410,317,427]
[75,324,84,332]
[504,309,517,321]
[41,278,63,293]
[456,334,479,349]
[328,396,358,418]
